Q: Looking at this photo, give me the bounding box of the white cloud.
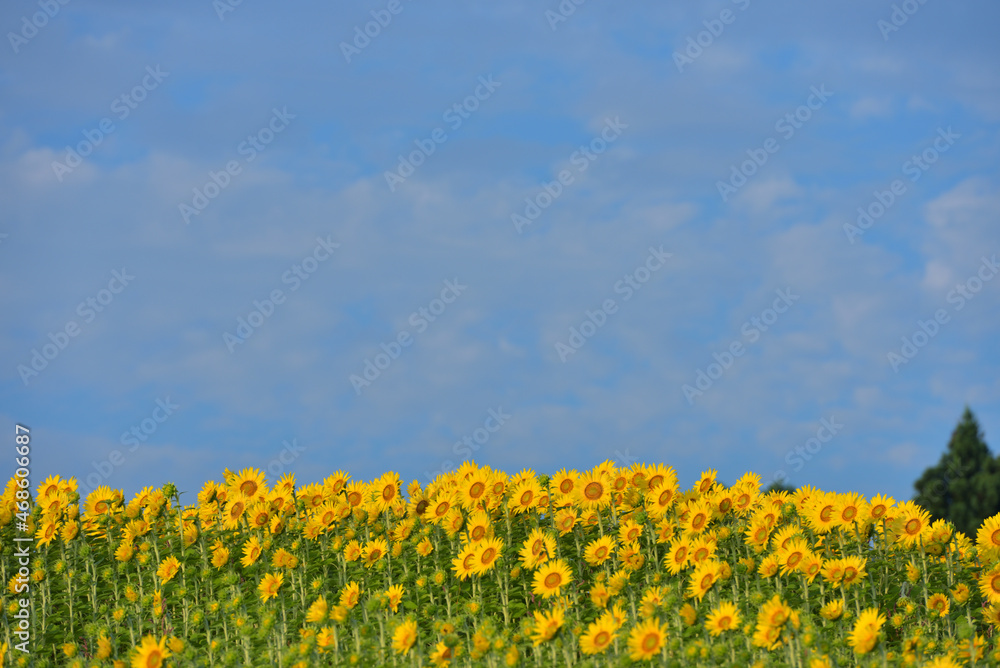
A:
[849,96,893,120]
[734,175,803,214]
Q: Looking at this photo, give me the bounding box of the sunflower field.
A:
[2,462,1000,667]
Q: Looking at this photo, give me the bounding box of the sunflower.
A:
[414,537,434,557]
[637,585,665,619]
[771,525,800,551]
[757,554,780,579]
[95,634,112,660]
[374,472,401,513]
[156,556,180,584]
[443,508,465,537]
[576,470,612,510]
[392,619,417,655]
[979,564,1000,605]
[620,542,645,571]
[529,607,565,646]
[799,551,823,582]
[820,599,844,620]
[428,493,454,524]
[732,484,756,514]
[510,478,542,515]
[751,622,783,650]
[339,581,361,609]
[579,617,617,655]
[822,558,846,587]
[35,520,59,548]
[532,559,572,599]
[429,641,457,666]
[343,540,362,562]
[686,560,720,601]
[549,468,576,500]
[258,572,283,602]
[553,508,577,535]
[306,596,328,623]
[458,470,490,510]
[608,569,630,596]
[461,510,491,545]
[758,594,792,628]
[645,482,678,517]
[297,483,325,509]
[602,601,628,631]
[130,635,170,668]
[115,540,135,563]
[654,518,676,544]
[247,502,271,530]
[642,463,676,491]
[362,538,388,568]
[679,602,698,626]
[210,543,229,569]
[927,592,950,617]
[840,556,868,589]
[744,521,771,552]
[589,581,611,608]
[705,601,741,636]
[834,492,868,528]
[452,543,478,581]
[694,469,717,494]
[976,513,1000,560]
[664,538,691,575]
[472,538,503,576]
[709,488,734,516]
[267,488,292,514]
[223,497,247,530]
[36,474,64,502]
[950,582,970,605]
[271,548,299,570]
[894,502,931,548]
[344,481,367,508]
[385,584,404,613]
[316,626,336,650]
[519,528,557,570]
[805,492,839,534]
[983,603,1000,630]
[488,472,507,499]
[84,486,117,517]
[38,491,67,516]
[240,535,262,568]
[848,607,885,655]
[868,493,895,524]
[618,519,644,544]
[230,467,267,501]
[584,535,617,567]
[627,617,667,661]
[683,499,713,535]
[321,470,349,497]
[776,538,810,575]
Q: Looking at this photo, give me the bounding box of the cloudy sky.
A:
[2,0,998,505]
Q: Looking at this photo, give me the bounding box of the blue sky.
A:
[1,0,998,505]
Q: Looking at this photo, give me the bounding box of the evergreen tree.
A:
[764,480,796,494]
[913,406,1000,537]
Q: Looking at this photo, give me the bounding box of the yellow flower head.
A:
[705,601,741,636]
[529,607,565,646]
[848,607,885,655]
[392,619,417,655]
[579,617,616,655]
[259,572,284,602]
[532,559,572,599]
[819,599,844,621]
[627,617,667,661]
